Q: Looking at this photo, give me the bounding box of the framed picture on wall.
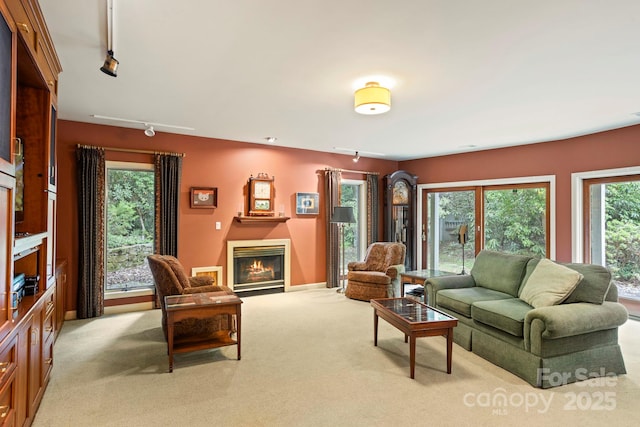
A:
[190,187,217,208]
[296,192,319,215]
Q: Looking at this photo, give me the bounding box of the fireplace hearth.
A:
[227,239,291,293]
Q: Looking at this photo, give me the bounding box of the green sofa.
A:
[425,250,628,388]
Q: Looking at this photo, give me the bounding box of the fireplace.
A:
[227,239,291,293]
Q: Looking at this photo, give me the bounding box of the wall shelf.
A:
[234,216,290,224]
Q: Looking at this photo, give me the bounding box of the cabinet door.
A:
[0,6,15,176]
[27,307,41,417]
[45,191,55,282]
[0,173,14,343]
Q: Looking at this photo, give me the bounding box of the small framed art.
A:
[296,192,319,215]
[190,187,217,208]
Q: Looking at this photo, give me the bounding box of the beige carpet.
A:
[33,289,640,427]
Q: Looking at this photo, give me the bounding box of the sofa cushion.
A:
[347,270,390,285]
[472,298,532,337]
[160,255,190,293]
[470,250,531,297]
[437,287,514,318]
[519,258,583,308]
[522,259,613,305]
[562,263,612,304]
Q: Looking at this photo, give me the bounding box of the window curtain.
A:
[324,169,341,288]
[366,173,379,245]
[154,153,182,256]
[76,146,105,319]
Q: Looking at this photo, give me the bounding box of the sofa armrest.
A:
[183,285,225,294]
[189,276,214,287]
[348,261,368,271]
[425,275,475,306]
[385,264,405,281]
[524,302,628,350]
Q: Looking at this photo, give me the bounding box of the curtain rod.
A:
[325,167,379,176]
[76,144,185,157]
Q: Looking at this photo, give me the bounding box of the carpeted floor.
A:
[33,288,640,427]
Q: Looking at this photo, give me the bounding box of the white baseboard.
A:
[287,282,326,291]
[63,283,328,320]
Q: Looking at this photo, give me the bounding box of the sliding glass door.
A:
[424,188,476,273]
[423,182,550,272]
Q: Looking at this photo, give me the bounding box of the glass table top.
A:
[373,298,455,323]
[165,291,240,308]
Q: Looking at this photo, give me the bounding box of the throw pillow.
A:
[519,258,584,308]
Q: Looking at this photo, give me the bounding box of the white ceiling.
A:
[39,0,640,161]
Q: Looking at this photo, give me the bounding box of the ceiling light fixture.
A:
[100,0,119,77]
[265,136,277,143]
[144,125,155,137]
[354,81,391,115]
[333,147,385,157]
[353,151,360,163]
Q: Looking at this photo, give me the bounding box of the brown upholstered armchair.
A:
[344,242,406,301]
[147,254,234,340]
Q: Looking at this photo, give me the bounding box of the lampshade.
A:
[330,206,356,224]
[354,82,390,115]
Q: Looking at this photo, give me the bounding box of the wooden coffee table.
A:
[165,290,242,372]
[371,297,458,379]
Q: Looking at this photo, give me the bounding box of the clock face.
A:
[392,181,409,205]
[254,181,271,198]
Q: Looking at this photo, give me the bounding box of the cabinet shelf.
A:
[14,232,47,259]
[234,216,290,224]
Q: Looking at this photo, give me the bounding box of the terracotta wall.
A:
[398,124,640,262]
[57,121,640,312]
[56,120,399,312]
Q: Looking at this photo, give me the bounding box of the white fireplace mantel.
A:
[227,239,291,292]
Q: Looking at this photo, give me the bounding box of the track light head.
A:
[144,125,155,137]
[100,50,119,77]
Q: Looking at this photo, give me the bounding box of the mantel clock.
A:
[248,173,275,216]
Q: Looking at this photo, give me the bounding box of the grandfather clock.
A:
[384,170,417,270]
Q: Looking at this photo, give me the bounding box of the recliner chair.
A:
[344,242,406,301]
[147,254,234,340]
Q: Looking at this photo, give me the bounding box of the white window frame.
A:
[571,166,640,263]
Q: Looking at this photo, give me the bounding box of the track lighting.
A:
[353,151,360,163]
[144,125,155,137]
[100,0,118,77]
[100,50,119,77]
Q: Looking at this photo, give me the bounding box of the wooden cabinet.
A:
[384,170,418,271]
[0,0,60,425]
[0,4,15,176]
[4,0,60,96]
[12,285,54,427]
[0,335,18,426]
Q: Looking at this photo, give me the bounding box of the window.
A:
[341,179,367,268]
[105,161,155,294]
[420,177,553,272]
